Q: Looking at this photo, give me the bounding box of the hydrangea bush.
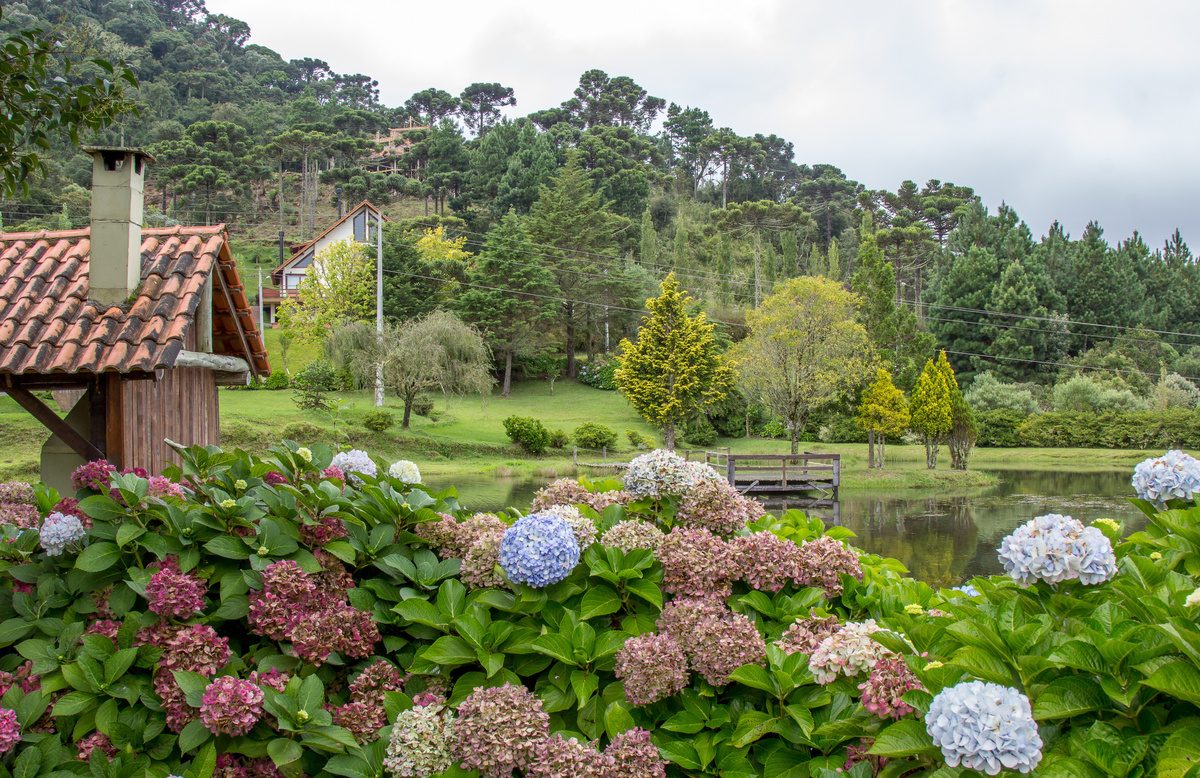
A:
[0,447,1193,778]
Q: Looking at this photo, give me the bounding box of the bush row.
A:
[976,407,1200,448]
[503,417,628,455]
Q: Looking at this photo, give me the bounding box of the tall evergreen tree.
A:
[525,152,616,378]
[910,351,955,469]
[614,274,732,451]
[856,368,910,469]
[454,213,556,396]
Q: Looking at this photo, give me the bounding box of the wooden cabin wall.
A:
[120,367,218,474]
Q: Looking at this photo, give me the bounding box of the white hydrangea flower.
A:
[808,620,886,684]
[623,449,720,499]
[1186,588,1200,608]
[998,513,1117,587]
[1132,449,1200,503]
[331,449,377,485]
[384,705,455,777]
[39,512,86,556]
[388,460,421,485]
[927,681,1042,775]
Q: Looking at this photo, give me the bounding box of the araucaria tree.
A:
[856,369,910,470]
[615,274,732,451]
[278,239,375,345]
[910,350,956,469]
[732,277,875,454]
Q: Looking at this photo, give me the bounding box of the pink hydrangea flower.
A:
[656,527,739,598]
[201,676,264,736]
[0,708,19,754]
[159,624,231,676]
[676,478,766,536]
[603,727,667,778]
[76,732,118,761]
[776,616,843,655]
[794,536,863,596]
[147,476,185,500]
[145,567,207,618]
[71,460,117,492]
[322,465,345,481]
[614,632,689,705]
[450,684,549,778]
[734,532,801,592]
[527,733,612,777]
[858,655,924,719]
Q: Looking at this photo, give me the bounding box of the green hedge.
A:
[977,408,1200,448]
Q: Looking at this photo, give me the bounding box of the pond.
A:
[425,468,1146,587]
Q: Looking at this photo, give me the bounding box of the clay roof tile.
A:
[0,226,269,376]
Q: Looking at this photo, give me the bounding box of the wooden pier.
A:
[695,450,840,504]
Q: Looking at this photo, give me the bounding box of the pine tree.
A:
[614,273,733,450]
[525,152,615,378]
[454,212,556,396]
[910,351,954,468]
[856,369,910,469]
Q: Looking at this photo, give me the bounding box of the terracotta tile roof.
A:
[0,225,270,376]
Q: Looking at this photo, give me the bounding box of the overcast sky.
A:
[207,0,1200,250]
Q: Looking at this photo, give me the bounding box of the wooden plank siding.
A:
[119,366,218,474]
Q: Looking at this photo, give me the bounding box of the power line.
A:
[378,266,745,328]
[941,348,1200,383]
[913,299,1200,341]
[919,313,1200,353]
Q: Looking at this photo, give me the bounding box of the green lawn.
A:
[3,377,1158,486]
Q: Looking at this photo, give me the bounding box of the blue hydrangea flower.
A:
[952,584,981,598]
[927,681,1042,775]
[330,449,377,485]
[998,513,1117,587]
[1132,449,1200,503]
[497,512,580,587]
[39,512,86,556]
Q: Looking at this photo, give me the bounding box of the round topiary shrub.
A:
[362,410,395,433]
[503,415,550,454]
[573,422,618,450]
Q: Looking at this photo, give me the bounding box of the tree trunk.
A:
[502,350,512,398]
[664,421,675,451]
[867,429,875,469]
[753,232,762,307]
[790,429,800,455]
[565,302,577,378]
[402,394,413,428]
[300,155,308,240]
[878,435,886,470]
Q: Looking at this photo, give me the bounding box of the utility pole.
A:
[375,210,385,407]
[258,267,264,332]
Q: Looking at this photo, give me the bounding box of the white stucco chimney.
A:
[84,146,155,306]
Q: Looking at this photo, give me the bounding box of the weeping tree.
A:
[327,312,494,427]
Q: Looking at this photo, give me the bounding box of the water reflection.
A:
[426,468,1145,587]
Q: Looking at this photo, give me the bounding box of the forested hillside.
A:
[8,0,1200,397]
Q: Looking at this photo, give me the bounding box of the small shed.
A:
[0,147,270,492]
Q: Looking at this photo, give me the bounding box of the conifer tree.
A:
[525,152,616,378]
[856,369,910,469]
[614,273,733,450]
[454,212,556,396]
[910,351,955,468]
[640,208,658,266]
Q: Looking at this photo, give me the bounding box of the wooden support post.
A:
[727,457,736,487]
[6,383,106,462]
[105,373,124,470]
